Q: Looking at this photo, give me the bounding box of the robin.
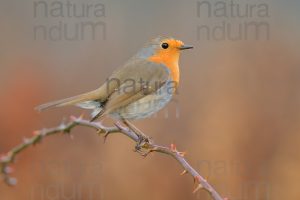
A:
[36,36,192,138]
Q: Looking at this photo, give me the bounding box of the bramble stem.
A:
[0,117,224,200]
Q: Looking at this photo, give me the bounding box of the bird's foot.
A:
[134,134,153,157]
[120,119,154,157]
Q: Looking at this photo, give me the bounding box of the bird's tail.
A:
[35,89,102,112]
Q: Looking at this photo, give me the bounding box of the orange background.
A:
[0,0,299,199]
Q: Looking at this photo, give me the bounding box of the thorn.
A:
[0,154,9,162]
[178,151,187,157]
[70,115,77,121]
[103,132,111,143]
[40,128,47,136]
[194,175,201,183]
[3,166,14,174]
[96,129,103,135]
[193,183,203,193]
[23,137,31,145]
[141,149,153,157]
[6,177,17,186]
[69,134,74,140]
[0,154,4,162]
[79,113,84,120]
[32,130,40,136]
[180,170,188,175]
[59,123,66,130]
[170,143,176,151]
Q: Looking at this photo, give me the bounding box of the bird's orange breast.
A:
[148,50,180,84]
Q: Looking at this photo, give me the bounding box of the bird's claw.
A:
[134,134,153,157]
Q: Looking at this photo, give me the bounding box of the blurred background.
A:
[0,0,300,199]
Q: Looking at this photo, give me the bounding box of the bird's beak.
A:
[179,45,193,50]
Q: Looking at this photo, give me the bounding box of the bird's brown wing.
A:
[36,58,170,117]
[95,58,170,96]
[97,59,170,118]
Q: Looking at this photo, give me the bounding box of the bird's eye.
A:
[161,43,169,49]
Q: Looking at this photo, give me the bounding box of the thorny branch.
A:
[0,116,225,200]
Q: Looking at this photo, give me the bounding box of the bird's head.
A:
[133,36,193,84]
[135,36,193,63]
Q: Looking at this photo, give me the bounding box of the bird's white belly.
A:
[110,81,174,120]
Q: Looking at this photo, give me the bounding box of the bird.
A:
[36,36,193,124]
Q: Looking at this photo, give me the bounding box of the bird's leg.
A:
[122,119,148,139]
[122,119,153,153]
